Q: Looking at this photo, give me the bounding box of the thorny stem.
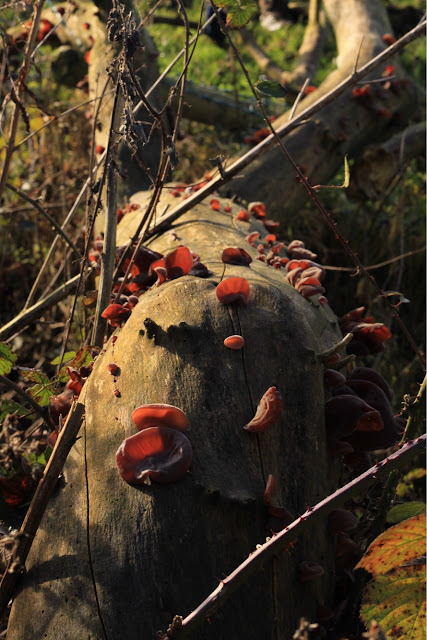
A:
[0,0,47,203]
[166,435,426,639]
[0,374,52,428]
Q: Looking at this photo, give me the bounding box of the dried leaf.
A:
[356,514,426,576]
[360,564,426,640]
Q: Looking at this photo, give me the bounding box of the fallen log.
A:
[7,194,343,639]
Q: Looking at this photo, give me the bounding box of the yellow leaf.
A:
[356,514,426,576]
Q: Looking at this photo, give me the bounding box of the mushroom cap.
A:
[221,247,252,266]
[216,277,250,305]
[132,403,188,431]
[328,509,358,535]
[244,386,283,433]
[165,246,193,278]
[224,335,245,350]
[116,426,193,484]
[298,561,324,582]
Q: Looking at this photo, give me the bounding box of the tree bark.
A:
[7,193,342,639]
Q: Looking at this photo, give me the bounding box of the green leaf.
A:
[360,564,426,640]
[216,0,257,29]
[356,514,426,576]
[0,399,30,421]
[27,383,56,407]
[0,342,17,376]
[19,368,51,385]
[342,155,350,188]
[50,351,76,366]
[387,503,426,525]
[255,75,288,98]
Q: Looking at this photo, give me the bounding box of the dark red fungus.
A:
[101,303,131,327]
[48,389,74,426]
[188,262,213,278]
[221,247,252,266]
[107,363,119,376]
[224,335,245,350]
[216,277,250,305]
[245,231,260,245]
[210,198,221,211]
[263,219,280,233]
[325,395,384,442]
[324,369,347,389]
[298,561,324,582]
[328,509,358,535]
[263,474,293,522]
[348,367,393,401]
[132,403,188,432]
[237,210,250,221]
[116,426,192,484]
[164,246,193,278]
[248,202,267,219]
[244,386,283,433]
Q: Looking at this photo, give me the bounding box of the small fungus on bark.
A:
[328,509,358,535]
[216,277,250,305]
[244,386,283,433]
[221,247,252,266]
[132,403,188,432]
[116,427,192,484]
[224,335,245,350]
[298,561,324,582]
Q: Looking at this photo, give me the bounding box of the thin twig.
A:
[0,374,51,427]
[0,272,85,342]
[0,398,86,617]
[289,77,310,120]
[5,183,81,258]
[322,247,426,271]
[169,434,426,638]
[353,35,365,74]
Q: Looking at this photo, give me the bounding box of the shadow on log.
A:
[7,194,343,639]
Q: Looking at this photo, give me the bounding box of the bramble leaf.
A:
[387,503,426,525]
[19,370,56,407]
[0,399,29,421]
[255,75,288,98]
[50,351,76,366]
[356,514,426,576]
[360,564,426,640]
[0,343,17,376]
[216,0,257,29]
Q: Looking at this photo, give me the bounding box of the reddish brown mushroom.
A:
[325,395,384,441]
[224,335,245,350]
[221,247,252,266]
[263,474,294,523]
[164,246,193,278]
[298,561,324,582]
[101,303,131,327]
[116,427,192,484]
[216,277,250,305]
[348,367,393,401]
[244,386,283,433]
[328,509,358,535]
[132,403,188,432]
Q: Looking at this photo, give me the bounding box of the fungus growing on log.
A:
[101,303,131,327]
[328,509,358,535]
[298,561,324,582]
[164,246,193,278]
[116,427,192,484]
[263,474,293,523]
[325,395,384,442]
[132,404,188,432]
[216,277,250,305]
[244,386,283,433]
[348,367,393,401]
[224,335,245,350]
[221,248,252,266]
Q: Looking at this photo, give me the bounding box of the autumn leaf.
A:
[360,564,426,640]
[19,369,56,407]
[0,342,17,376]
[356,514,426,576]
